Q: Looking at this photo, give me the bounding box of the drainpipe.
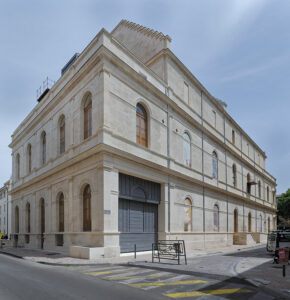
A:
[201,91,205,233]
[167,102,171,233]
[224,116,229,233]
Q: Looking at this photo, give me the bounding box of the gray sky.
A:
[0,0,289,193]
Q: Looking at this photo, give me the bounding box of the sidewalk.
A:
[0,243,265,266]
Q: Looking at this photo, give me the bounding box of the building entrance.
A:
[118,173,160,253]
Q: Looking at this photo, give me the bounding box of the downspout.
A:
[167,99,171,234]
[224,116,229,233]
[201,91,205,234]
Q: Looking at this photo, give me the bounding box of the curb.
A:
[0,250,24,260]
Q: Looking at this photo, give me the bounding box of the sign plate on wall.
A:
[104,210,111,215]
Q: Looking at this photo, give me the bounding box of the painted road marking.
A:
[165,288,253,298]
[70,266,124,272]
[129,280,207,288]
[85,268,148,276]
[106,273,167,280]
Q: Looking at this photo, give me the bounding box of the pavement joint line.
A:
[164,288,253,298]
[129,280,208,288]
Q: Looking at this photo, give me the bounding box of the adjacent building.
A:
[0,180,11,237]
[9,21,276,257]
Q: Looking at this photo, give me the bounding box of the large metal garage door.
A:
[118,173,160,253]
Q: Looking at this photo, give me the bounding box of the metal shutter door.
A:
[119,199,158,253]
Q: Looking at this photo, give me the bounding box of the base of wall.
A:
[70,246,104,259]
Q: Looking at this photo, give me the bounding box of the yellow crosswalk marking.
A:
[73,266,124,272]
[107,274,167,280]
[85,268,145,275]
[130,280,207,288]
[165,288,253,298]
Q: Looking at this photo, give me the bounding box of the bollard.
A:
[283,265,286,277]
[134,244,136,259]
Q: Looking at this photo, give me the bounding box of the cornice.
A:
[10,142,276,213]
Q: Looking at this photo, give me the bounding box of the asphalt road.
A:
[0,254,165,300]
[0,247,289,300]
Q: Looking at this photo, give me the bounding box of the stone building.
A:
[9,20,276,257]
[0,180,11,237]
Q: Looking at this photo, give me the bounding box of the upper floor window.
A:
[267,186,269,201]
[184,82,189,104]
[83,94,92,139]
[212,111,216,128]
[212,151,218,179]
[232,164,237,187]
[184,198,192,232]
[232,130,235,145]
[247,173,251,194]
[27,144,32,174]
[59,116,65,154]
[213,204,219,232]
[16,153,20,180]
[136,103,148,147]
[183,132,191,167]
[258,180,261,198]
[41,131,46,165]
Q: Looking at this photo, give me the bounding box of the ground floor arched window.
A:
[83,184,91,231]
[184,198,192,232]
[234,209,238,233]
[248,212,252,232]
[213,205,219,232]
[259,215,262,232]
[15,206,19,233]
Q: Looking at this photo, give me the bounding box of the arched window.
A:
[26,202,31,233]
[272,191,275,203]
[213,204,219,232]
[59,116,65,154]
[58,193,64,232]
[41,131,46,165]
[259,215,262,232]
[266,186,269,201]
[16,153,20,180]
[234,209,238,233]
[247,173,251,194]
[232,130,235,144]
[258,180,261,198]
[40,198,45,234]
[183,132,191,167]
[212,151,218,179]
[83,184,91,231]
[184,198,192,232]
[248,212,252,232]
[136,103,148,147]
[83,94,92,139]
[232,164,237,187]
[27,144,32,174]
[15,206,19,233]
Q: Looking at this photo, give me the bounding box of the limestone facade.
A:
[9,20,276,257]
